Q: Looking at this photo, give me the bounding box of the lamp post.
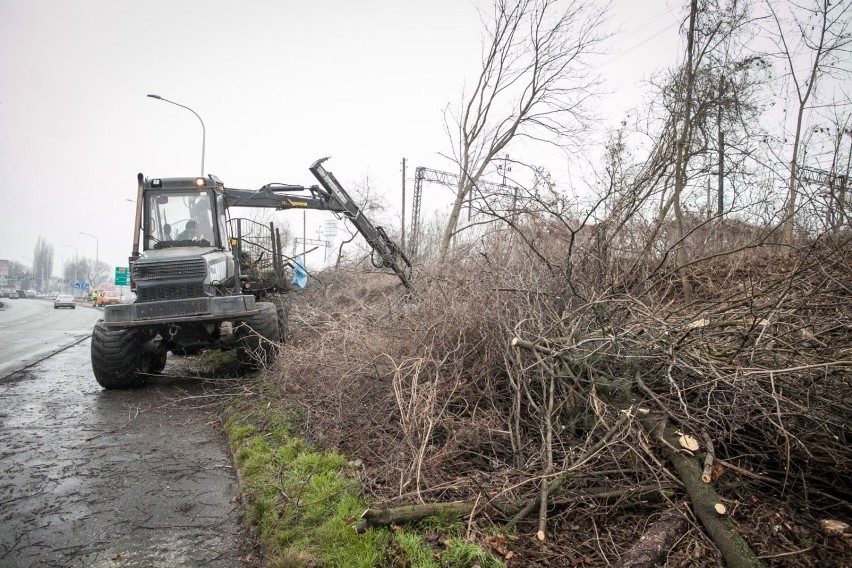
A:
[63,244,78,298]
[79,231,99,288]
[147,94,206,176]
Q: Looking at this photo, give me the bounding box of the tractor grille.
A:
[133,256,207,303]
[136,283,205,302]
[133,257,207,282]
[136,298,210,320]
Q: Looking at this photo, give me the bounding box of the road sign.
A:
[115,267,130,286]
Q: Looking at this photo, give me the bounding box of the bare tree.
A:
[764,0,852,245]
[83,259,111,291]
[32,237,54,293]
[439,0,610,261]
[605,0,768,298]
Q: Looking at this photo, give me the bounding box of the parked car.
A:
[8,291,19,299]
[54,294,76,309]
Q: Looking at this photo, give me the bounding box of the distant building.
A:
[0,260,9,288]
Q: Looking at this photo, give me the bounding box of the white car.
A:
[54,294,76,309]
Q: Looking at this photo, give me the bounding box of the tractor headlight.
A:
[208,259,227,283]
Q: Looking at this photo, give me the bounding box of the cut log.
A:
[355,501,474,533]
[617,503,689,568]
[354,484,672,535]
[679,434,700,452]
[639,412,765,568]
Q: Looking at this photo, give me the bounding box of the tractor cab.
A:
[127,175,237,306]
[141,176,230,252]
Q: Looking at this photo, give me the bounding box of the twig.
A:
[505,410,631,531]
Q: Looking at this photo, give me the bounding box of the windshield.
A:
[144,190,217,250]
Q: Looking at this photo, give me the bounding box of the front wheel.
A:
[91,322,153,389]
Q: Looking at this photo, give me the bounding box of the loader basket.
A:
[227,218,287,293]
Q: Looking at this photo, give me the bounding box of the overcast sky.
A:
[0,0,682,275]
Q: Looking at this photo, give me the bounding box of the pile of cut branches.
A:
[267,234,851,567]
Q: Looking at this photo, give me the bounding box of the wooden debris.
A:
[354,502,474,534]
[819,519,850,537]
[678,434,700,452]
[701,431,716,483]
[638,411,765,568]
[617,503,689,568]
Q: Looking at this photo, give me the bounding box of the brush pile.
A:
[267,232,851,567]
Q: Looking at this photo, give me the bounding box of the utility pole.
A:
[717,75,725,217]
[498,154,514,220]
[401,157,406,252]
[411,164,520,256]
[800,166,849,231]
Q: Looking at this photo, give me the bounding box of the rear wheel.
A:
[91,322,153,389]
[236,302,280,369]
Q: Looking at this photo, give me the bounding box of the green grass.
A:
[224,393,504,568]
[197,348,243,375]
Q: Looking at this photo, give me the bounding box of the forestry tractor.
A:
[91,158,412,389]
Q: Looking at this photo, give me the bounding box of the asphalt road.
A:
[0,300,250,567]
[0,298,99,380]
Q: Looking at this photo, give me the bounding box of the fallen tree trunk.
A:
[638,410,765,568]
[617,502,689,568]
[355,502,475,534]
[354,483,675,534]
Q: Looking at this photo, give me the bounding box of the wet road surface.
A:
[0,333,250,567]
[0,299,99,380]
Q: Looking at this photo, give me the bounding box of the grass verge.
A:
[223,391,505,568]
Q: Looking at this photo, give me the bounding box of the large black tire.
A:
[91,322,153,389]
[236,302,280,369]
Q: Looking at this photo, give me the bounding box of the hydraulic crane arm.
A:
[309,158,412,289]
[222,158,413,289]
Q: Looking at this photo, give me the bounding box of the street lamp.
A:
[62,244,78,298]
[79,231,99,288]
[147,94,206,176]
